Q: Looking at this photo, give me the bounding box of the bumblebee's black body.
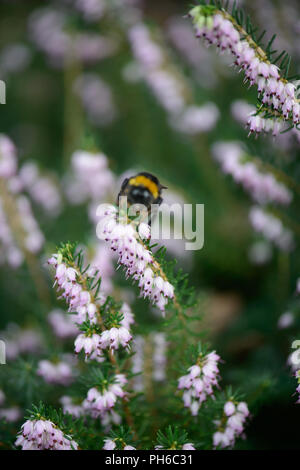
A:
[117,172,166,222]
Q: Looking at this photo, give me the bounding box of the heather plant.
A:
[0,0,300,451]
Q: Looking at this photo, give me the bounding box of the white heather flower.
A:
[178,351,221,415]
[213,400,249,448]
[15,419,78,450]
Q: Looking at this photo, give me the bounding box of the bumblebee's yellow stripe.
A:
[129,176,159,198]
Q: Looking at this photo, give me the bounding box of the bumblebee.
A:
[117,172,167,222]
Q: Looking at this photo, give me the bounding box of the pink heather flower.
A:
[0,406,21,422]
[138,222,151,240]
[0,324,43,359]
[103,439,116,450]
[212,141,292,206]
[120,303,135,330]
[277,312,294,329]
[213,400,249,448]
[213,431,232,448]
[83,374,127,419]
[247,115,265,135]
[48,309,78,339]
[295,371,300,404]
[231,100,256,125]
[74,74,117,127]
[29,7,115,67]
[0,134,17,178]
[128,23,185,114]
[132,335,145,392]
[75,0,106,22]
[15,419,78,450]
[182,443,196,450]
[19,161,62,217]
[155,442,195,450]
[237,402,249,417]
[99,326,132,352]
[224,401,236,416]
[60,396,83,418]
[189,7,300,132]
[249,206,294,252]
[37,359,74,386]
[66,150,115,205]
[49,256,100,324]
[152,333,167,382]
[178,350,221,415]
[172,103,220,135]
[97,208,175,314]
[0,153,45,260]
[74,333,101,358]
[89,243,114,294]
